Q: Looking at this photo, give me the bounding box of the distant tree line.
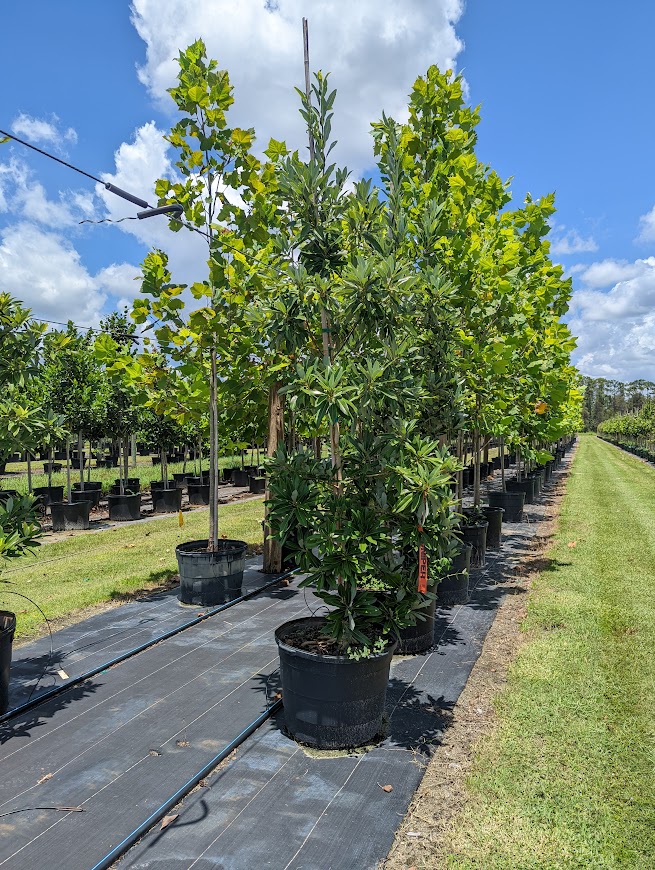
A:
[581,376,655,431]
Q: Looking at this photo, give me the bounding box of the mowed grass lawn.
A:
[1,498,265,640]
[443,434,655,869]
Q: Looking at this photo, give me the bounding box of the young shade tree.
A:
[100,40,280,551]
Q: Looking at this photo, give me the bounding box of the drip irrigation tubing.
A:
[0,571,293,726]
[87,698,283,870]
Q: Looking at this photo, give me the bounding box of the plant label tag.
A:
[418,545,428,593]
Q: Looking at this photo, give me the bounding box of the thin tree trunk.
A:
[65,437,71,502]
[123,438,129,491]
[48,447,53,489]
[263,382,285,573]
[208,348,219,551]
[27,453,32,494]
[131,433,137,468]
[78,431,85,491]
[87,444,92,483]
[456,431,463,506]
[500,437,506,492]
[473,429,481,507]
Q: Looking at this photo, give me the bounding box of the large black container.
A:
[107,493,141,522]
[462,467,471,488]
[152,487,182,513]
[506,477,536,504]
[71,489,100,509]
[488,489,525,522]
[249,476,266,494]
[528,472,544,498]
[70,457,86,470]
[33,485,64,507]
[73,481,102,491]
[458,521,488,569]
[187,483,210,505]
[150,479,175,491]
[42,462,62,474]
[232,469,250,487]
[438,543,472,605]
[398,594,438,654]
[172,473,188,489]
[114,478,140,491]
[0,611,16,715]
[222,467,234,483]
[275,616,395,749]
[177,539,247,606]
[481,505,503,548]
[50,501,91,531]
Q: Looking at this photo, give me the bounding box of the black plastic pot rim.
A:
[176,538,248,558]
[275,616,395,664]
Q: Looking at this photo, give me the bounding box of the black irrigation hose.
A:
[0,572,293,726]
[87,698,282,870]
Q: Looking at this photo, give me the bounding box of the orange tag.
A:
[418,545,428,593]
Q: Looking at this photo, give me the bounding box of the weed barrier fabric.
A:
[0,456,572,870]
[6,557,281,711]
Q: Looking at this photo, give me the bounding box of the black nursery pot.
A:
[458,521,488,569]
[437,543,472,606]
[172,473,188,489]
[71,489,100,509]
[32,485,64,507]
[0,611,16,715]
[481,505,503,548]
[152,487,182,514]
[461,467,471,488]
[150,479,175,491]
[42,462,62,474]
[506,477,536,504]
[232,469,250,487]
[114,478,140,491]
[187,483,210,506]
[488,489,525,523]
[50,501,91,531]
[222,467,234,483]
[107,492,141,522]
[249,476,266,494]
[275,616,395,749]
[177,539,247,606]
[398,594,438,654]
[528,472,544,498]
[73,481,102,490]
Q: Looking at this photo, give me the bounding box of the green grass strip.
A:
[445,434,655,869]
[1,498,265,640]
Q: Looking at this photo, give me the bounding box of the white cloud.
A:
[0,156,98,227]
[130,0,465,173]
[550,227,598,256]
[97,122,210,288]
[570,256,655,379]
[11,113,78,150]
[636,204,655,243]
[0,223,107,326]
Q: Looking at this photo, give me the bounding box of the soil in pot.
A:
[275,616,395,749]
[152,487,183,513]
[458,520,488,569]
[32,485,64,507]
[397,594,437,654]
[437,543,472,605]
[177,539,247,606]
[481,505,503,548]
[50,501,91,531]
[187,482,210,506]
[107,493,141,522]
[0,611,16,715]
[488,489,525,522]
[71,489,101,509]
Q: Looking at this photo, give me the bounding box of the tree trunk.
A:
[131,433,137,468]
[123,438,129,492]
[78,431,85,491]
[473,429,481,507]
[27,453,32,494]
[500,436,506,492]
[263,382,285,573]
[208,349,219,551]
[456,431,463,506]
[48,448,53,489]
[65,437,72,502]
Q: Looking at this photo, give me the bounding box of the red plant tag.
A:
[418,545,428,593]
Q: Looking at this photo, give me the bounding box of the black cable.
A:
[0,806,83,819]
[0,128,103,184]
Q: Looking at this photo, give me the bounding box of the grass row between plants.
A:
[441,433,655,868]
[0,497,265,640]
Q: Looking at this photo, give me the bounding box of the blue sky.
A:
[1,1,654,380]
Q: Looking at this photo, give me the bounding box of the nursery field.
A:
[398,433,655,869]
[1,497,265,640]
